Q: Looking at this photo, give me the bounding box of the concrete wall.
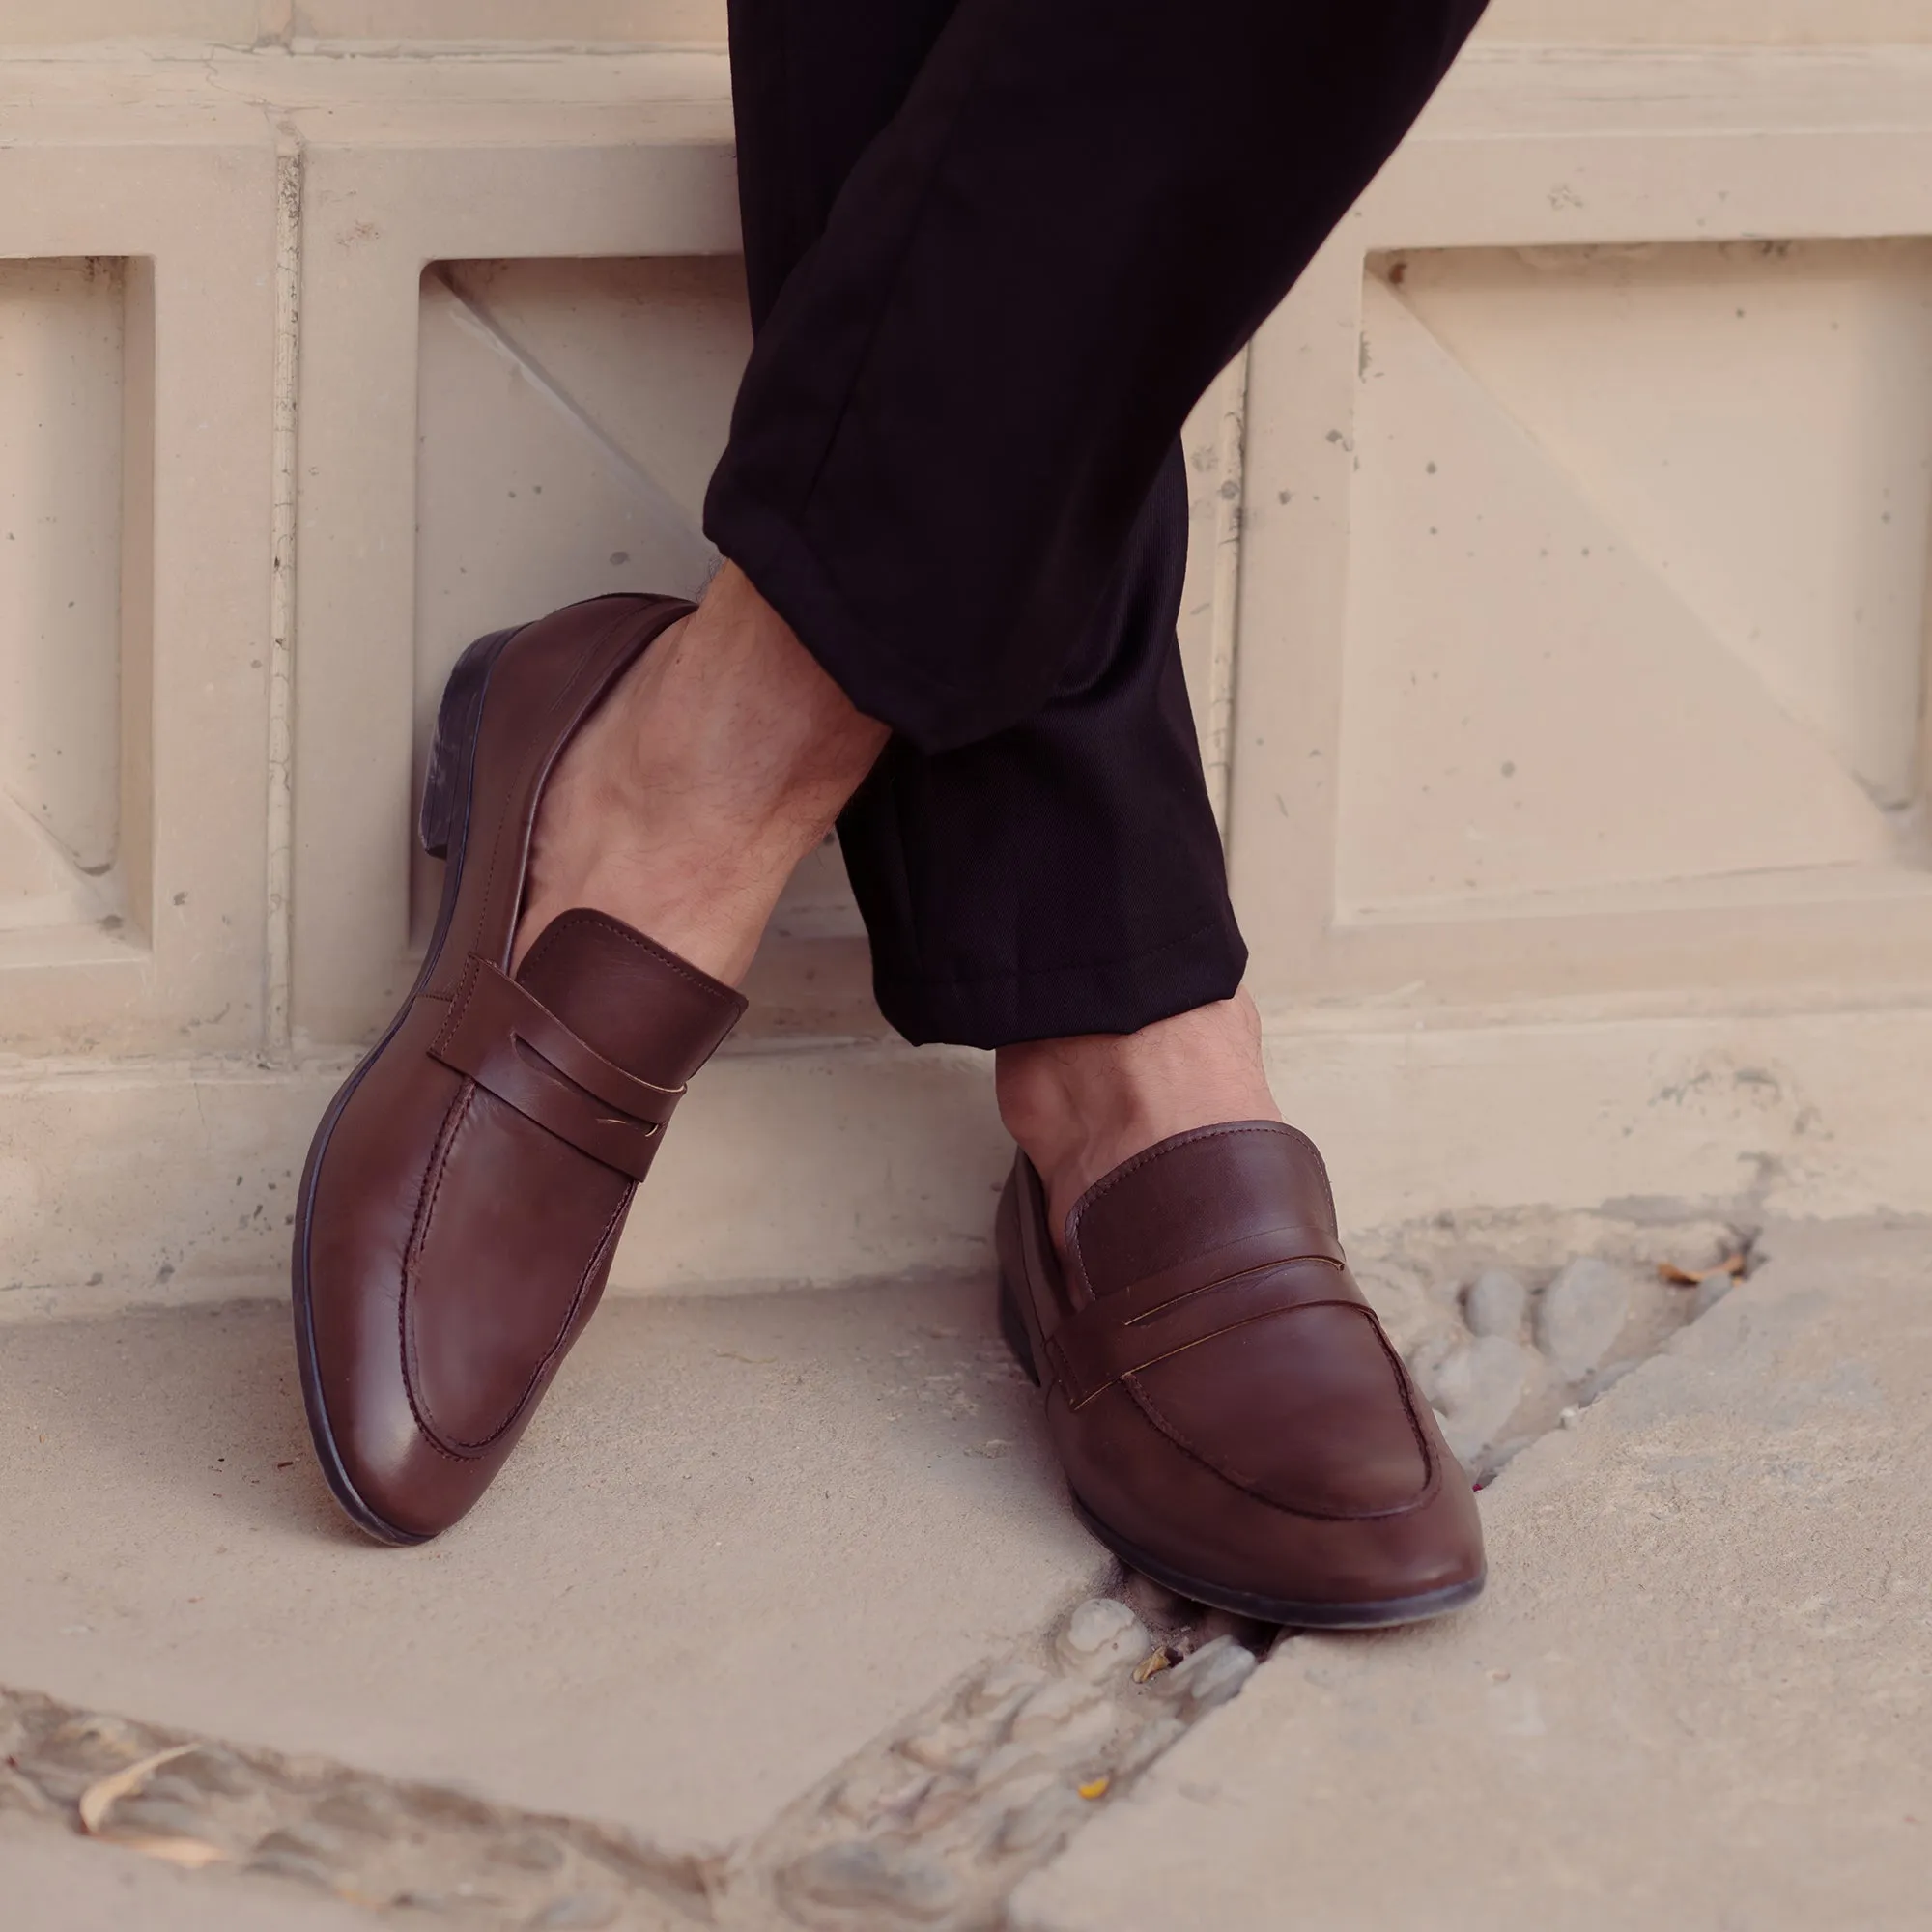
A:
[7,1,1932,47]
[4,14,1932,1306]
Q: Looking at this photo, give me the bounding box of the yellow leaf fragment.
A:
[1659,1252,1747,1288]
[1078,1776,1111,1801]
[78,1743,233,1869]
[1131,1648,1176,1685]
[110,1833,233,1868]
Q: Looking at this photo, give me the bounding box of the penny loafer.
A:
[996,1121,1486,1625]
[292,594,747,1544]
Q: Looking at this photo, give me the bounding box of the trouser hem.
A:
[871,911,1249,1049]
[704,485,998,755]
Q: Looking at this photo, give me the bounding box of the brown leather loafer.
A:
[292,594,746,1544]
[996,1122,1485,1625]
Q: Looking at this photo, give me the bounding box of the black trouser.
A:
[704,0,1487,1048]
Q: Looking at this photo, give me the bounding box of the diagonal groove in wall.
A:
[424,264,716,591]
[1371,265,1905,816]
[265,125,303,1060]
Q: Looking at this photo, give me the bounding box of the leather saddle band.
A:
[1050,1221,1356,1410]
[430,955,684,1180]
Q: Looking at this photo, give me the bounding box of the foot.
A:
[514,562,889,980]
[995,987,1284,1250]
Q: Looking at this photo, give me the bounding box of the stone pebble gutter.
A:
[1,1218,1745,1930]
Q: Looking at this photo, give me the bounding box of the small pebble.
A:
[1464,1267,1528,1338]
[963,1660,1046,1718]
[1009,1677,1103,1744]
[250,1820,347,1861]
[972,1741,1046,1792]
[1430,1335,1530,1463]
[1111,1715,1188,1781]
[829,1761,932,1825]
[780,1841,960,1919]
[1537,1258,1631,1378]
[312,1783,407,1838]
[149,1747,259,1802]
[102,1795,227,1844]
[996,1783,1085,1854]
[900,1719,978,1770]
[1149,1635,1256,1715]
[1055,1599,1150,1681]
[247,1843,337,1887]
[487,1828,569,1873]
[403,1784,500,1830]
[526,1897,620,1930]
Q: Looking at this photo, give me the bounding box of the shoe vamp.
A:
[405,1086,629,1452]
[1129,1298,1432,1517]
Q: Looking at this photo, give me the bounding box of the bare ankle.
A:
[514,566,888,980]
[996,991,1281,1245]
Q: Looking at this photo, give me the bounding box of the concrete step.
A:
[0,1281,1101,1864]
[6,1222,1921,1928]
[4,1822,368,1932]
[1012,1221,1932,1932]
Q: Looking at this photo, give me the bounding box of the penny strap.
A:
[430,955,684,1180]
[1048,1223,1354,1411]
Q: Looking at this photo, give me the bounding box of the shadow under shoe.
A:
[292,597,746,1544]
[997,1122,1486,1626]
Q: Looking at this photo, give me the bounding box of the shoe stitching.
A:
[368,604,683,1472]
[398,1083,477,1466]
[522,908,744,1014]
[1115,1300,1439,1523]
[1066,1122,1338,1288]
[467,599,681,976]
[403,1085,633,1458]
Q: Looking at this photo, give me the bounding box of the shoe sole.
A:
[998,1271,1486,1630]
[289,623,525,1547]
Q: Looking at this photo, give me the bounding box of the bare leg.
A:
[993,991,1283,1248]
[516,562,888,981]
[520,562,1279,1250]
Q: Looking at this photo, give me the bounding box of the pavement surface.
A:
[3,1223,1926,1929]
[4,1820,371,1931]
[1013,1220,1932,1932]
[0,1279,1101,1861]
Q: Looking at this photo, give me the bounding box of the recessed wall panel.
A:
[1337,240,1932,919]
[0,257,127,935]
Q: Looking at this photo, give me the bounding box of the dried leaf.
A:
[78,1744,231,1868]
[105,1833,232,1869]
[1131,1648,1177,1686]
[1077,1776,1111,1801]
[1659,1252,1747,1288]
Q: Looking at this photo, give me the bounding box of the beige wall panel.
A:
[0,2,265,46]
[1228,64,1932,1009]
[409,258,738,948]
[1389,241,1932,810]
[0,259,125,934]
[1478,0,1932,45]
[11,0,1929,50]
[289,124,741,1048]
[291,1,724,43]
[0,137,277,1056]
[1336,254,1921,915]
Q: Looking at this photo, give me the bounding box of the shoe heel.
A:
[999,1270,1041,1387]
[418,626,524,860]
